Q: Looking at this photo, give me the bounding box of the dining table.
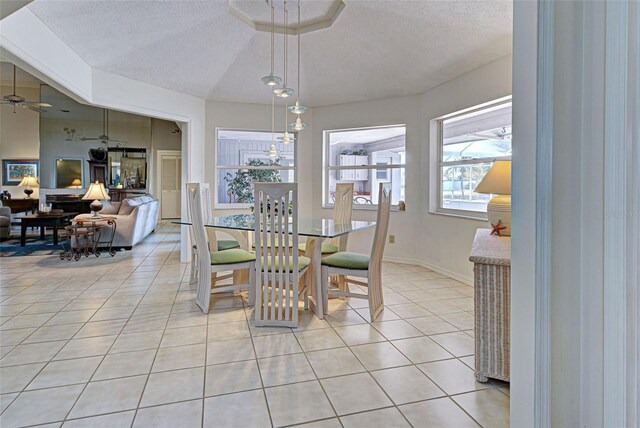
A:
[175,214,376,318]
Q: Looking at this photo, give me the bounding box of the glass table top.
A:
[173,214,375,238]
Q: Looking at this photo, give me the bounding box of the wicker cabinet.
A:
[469,228,511,383]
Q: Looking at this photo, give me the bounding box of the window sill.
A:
[322,204,402,212]
[429,209,488,221]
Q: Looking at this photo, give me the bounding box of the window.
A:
[323,125,406,208]
[215,129,296,208]
[433,98,512,217]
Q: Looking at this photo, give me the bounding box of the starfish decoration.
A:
[490,220,508,236]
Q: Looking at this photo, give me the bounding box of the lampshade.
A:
[289,117,308,131]
[474,160,511,195]
[278,131,295,144]
[273,87,295,98]
[82,181,110,201]
[19,176,39,187]
[288,101,308,115]
[70,178,82,188]
[268,144,278,158]
[261,74,282,86]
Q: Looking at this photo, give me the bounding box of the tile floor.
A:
[0,222,509,427]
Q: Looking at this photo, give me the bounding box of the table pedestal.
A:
[304,237,325,319]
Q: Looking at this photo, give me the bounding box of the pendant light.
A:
[288,0,308,131]
[261,1,282,87]
[278,104,295,144]
[273,0,295,98]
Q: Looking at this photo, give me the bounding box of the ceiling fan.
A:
[1,64,52,113]
[80,109,127,145]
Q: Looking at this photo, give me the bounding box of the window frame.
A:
[214,128,298,210]
[430,96,512,219]
[322,124,407,211]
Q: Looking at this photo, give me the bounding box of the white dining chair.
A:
[300,182,354,256]
[320,183,391,321]
[187,182,247,286]
[253,182,309,327]
[187,183,256,313]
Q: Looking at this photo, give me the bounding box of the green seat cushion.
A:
[217,240,240,251]
[260,255,310,272]
[299,242,339,254]
[321,252,369,270]
[210,249,256,265]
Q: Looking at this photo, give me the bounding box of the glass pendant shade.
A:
[289,117,308,131]
[261,74,282,86]
[273,86,295,98]
[268,144,278,158]
[278,131,294,144]
[288,101,308,115]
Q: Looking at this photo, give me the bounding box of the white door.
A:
[160,153,181,219]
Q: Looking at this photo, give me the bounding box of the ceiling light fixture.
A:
[288,0,308,131]
[273,0,295,98]
[269,91,278,158]
[261,1,282,87]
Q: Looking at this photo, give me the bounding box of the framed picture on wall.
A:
[2,159,39,186]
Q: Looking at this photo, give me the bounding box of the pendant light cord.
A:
[270,0,275,75]
[297,0,301,98]
[283,0,288,87]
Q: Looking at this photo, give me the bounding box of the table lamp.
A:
[19,175,38,198]
[82,181,110,219]
[474,160,511,236]
[70,178,82,189]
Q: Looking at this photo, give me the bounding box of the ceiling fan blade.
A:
[23,105,46,113]
[26,101,53,108]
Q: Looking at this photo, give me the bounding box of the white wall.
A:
[311,55,512,283]
[0,83,40,198]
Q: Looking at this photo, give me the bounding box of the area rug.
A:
[0,236,62,257]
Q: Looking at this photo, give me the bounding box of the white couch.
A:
[74,195,159,249]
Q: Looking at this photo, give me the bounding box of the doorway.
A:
[157,150,181,219]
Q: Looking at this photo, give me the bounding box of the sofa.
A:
[0,205,11,241]
[74,195,159,249]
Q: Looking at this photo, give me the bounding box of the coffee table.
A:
[20,212,77,246]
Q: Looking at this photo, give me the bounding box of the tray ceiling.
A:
[27,0,512,106]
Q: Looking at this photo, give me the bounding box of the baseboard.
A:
[382,256,473,286]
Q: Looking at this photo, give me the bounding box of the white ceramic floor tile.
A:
[206,337,255,364]
[333,324,386,346]
[134,399,203,428]
[1,384,84,427]
[68,376,147,419]
[391,336,453,364]
[399,397,479,428]
[205,360,262,396]
[92,349,156,381]
[406,315,459,335]
[340,407,410,427]
[204,389,271,428]
[294,328,345,352]
[54,335,117,360]
[321,372,392,416]
[141,366,204,407]
[152,343,206,372]
[418,359,491,395]
[430,331,475,357]
[305,347,366,379]
[27,356,102,390]
[372,319,424,340]
[253,332,302,358]
[265,380,335,427]
[109,330,163,354]
[371,365,444,405]
[0,340,67,367]
[0,362,45,393]
[258,353,316,387]
[63,411,135,428]
[453,388,510,428]
[350,341,411,371]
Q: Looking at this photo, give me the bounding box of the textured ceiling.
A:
[27,0,512,106]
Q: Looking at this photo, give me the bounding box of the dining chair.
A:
[186,182,246,285]
[320,183,391,321]
[300,182,354,256]
[253,182,309,327]
[187,183,256,313]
